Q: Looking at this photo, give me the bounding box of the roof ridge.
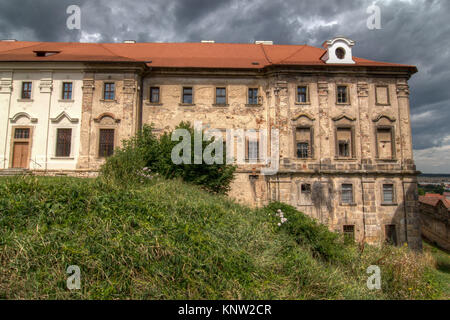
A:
[258,44,272,65]
[98,43,138,62]
[0,42,44,54]
[276,45,307,64]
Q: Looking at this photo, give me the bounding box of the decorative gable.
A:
[321,37,355,64]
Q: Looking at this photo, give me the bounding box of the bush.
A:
[263,202,349,262]
[101,123,236,194]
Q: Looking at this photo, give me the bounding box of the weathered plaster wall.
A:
[0,63,84,170]
[140,71,421,249]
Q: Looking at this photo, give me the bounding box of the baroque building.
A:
[0,37,421,249]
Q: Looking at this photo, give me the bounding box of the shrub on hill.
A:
[101,122,236,194]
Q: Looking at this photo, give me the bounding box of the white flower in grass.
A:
[277,223,281,226]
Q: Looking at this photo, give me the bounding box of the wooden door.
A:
[12,142,29,168]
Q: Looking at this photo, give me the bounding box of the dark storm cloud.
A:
[0,0,449,172]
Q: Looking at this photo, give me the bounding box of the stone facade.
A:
[76,64,143,170]
[0,38,422,249]
[140,68,421,249]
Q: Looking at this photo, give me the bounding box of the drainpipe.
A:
[357,82,367,243]
[3,71,13,169]
[44,76,53,171]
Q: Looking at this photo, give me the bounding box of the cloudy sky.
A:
[0,0,449,173]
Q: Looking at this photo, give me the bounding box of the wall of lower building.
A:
[419,203,450,251]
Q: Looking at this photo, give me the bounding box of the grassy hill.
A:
[0,176,445,299]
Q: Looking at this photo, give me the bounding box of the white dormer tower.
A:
[321,37,355,64]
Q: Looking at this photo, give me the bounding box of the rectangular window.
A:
[297,143,309,159]
[14,128,30,139]
[383,184,394,203]
[104,83,115,100]
[215,87,226,104]
[296,127,311,159]
[150,87,160,103]
[299,183,312,205]
[62,82,73,100]
[377,128,394,159]
[385,225,397,245]
[248,139,259,161]
[56,128,72,157]
[297,86,308,103]
[99,129,115,157]
[341,184,354,204]
[248,88,259,105]
[21,82,32,99]
[343,225,355,240]
[337,85,348,104]
[337,128,352,158]
[182,87,193,104]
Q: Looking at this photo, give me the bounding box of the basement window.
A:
[385,225,397,246]
[298,183,312,205]
[343,225,355,240]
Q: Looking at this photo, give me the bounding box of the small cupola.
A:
[321,37,355,64]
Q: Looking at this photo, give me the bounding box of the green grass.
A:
[0,176,444,299]
[423,240,450,299]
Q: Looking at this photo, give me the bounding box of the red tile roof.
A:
[419,194,450,209]
[0,41,417,71]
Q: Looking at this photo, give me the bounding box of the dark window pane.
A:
[99,129,115,157]
[383,184,394,203]
[14,128,30,139]
[297,142,309,159]
[337,86,348,103]
[385,225,397,245]
[343,225,355,241]
[62,82,73,100]
[338,141,350,157]
[22,82,32,99]
[248,88,259,104]
[297,86,307,103]
[104,83,115,100]
[216,87,226,104]
[301,184,311,193]
[183,87,193,104]
[150,87,160,103]
[341,184,353,203]
[248,140,259,160]
[56,128,72,157]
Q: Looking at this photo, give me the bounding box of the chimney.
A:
[1,39,17,42]
[254,40,273,45]
[201,40,215,43]
[123,40,136,44]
